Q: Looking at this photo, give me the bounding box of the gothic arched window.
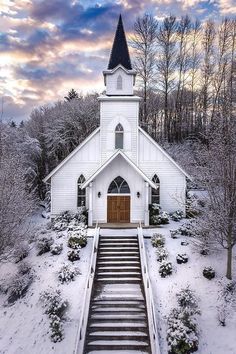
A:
[108,176,130,194]
[115,123,124,149]
[77,174,86,207]
[117,75,122,90]
[151,174,160,204]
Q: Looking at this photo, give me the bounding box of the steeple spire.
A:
[108,14,132,70]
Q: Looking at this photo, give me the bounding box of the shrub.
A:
[203,267,215,280]
[68,234,87,249]
[186,193,200,218]
[7,273,34,304]
[149,204,170,225]
[51,209,88,232]
[200,248,209,256]
[167,308,199,354]
[177,222,195,237]
[171,210,184,222]
[50,243,63,255]
[14,242,30,263]
[67,249,81,262]
[170,229,179,239]
[40,288,69,342]
[159,261,173,278]
[58,263,80,284]
[37,236,54,256]
[176,287,199,313]
[176,253,189,264]
[156,248,168,262]
[18,261,31,275]
[151,233,165,248]
[217,280,236,326]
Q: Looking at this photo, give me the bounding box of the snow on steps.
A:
[84,232,151,354]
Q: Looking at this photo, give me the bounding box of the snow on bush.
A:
[217,280,236,326]
[176,253,189,264]
[167,287,200,354]
[149,204,170,225]
[13,241,30,263]
[186,193,200,218]
[7,269,34,304]
[18,261,31,275]
[177,221,195,237]
[51,209,87,232]
[171,210,184,222]
[37,235,54,256]
[40,288,69,342]
[203,266,215,280]
[159,261,173,278]
[170,229,179,239]
[58,263,80,284]
[151,233,165,248]
[50,243,63,255]
[156,247,168,262]
[67,248,81,262]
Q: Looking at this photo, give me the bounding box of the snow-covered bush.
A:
[14,241,30,263]
[58,263,80,284]
[170,229,179,239]
[151,233,165,248]
[177,221,195,237]
[186,193,200,218]
[37,235,54,256]
[149,204,170,225]
[217,280,236,326]
[50,243,63,255]
[156,247,168,262]
[67,248,81,262]
[171,210,184,221]
[176,287,199,313]
[203,266,215,280]
[52,209,87,232]
[176,253,189,264]
[167,307,199,354]
[40,288,69,342]
[159,261,173,278]
[7,272,34,304]
[200,248,209,256]
[18,261,31,275]
[167,287,200,353]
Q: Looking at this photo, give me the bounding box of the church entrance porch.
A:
[107,195,130,223]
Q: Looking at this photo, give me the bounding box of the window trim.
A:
[115,123,124,149]
[77,174,86,207]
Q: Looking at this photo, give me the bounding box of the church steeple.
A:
[108,15,132,70]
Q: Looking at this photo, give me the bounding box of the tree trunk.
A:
[226,246,232,280]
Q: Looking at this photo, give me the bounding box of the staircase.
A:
[84,230,151,353]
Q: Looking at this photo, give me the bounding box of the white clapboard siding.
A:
[51,131,101,215]
[106,68,134,95]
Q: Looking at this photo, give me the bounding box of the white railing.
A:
[137,223,161,354]
[73,223,100,354]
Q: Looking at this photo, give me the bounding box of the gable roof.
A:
[108,14,132,71]
[138,127,191,179]
[43,127,100,183]
[81,150,157,189]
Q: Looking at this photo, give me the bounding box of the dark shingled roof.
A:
[108,14,132,70]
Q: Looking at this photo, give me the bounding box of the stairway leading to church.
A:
[84,230,151,353]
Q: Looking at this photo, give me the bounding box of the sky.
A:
[0,0,236,122]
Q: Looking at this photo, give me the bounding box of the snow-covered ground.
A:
[0,215,94,354]
[144,220,236,354]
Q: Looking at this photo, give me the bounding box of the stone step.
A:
[89,321,147,331]
[99,247,139,251]
[86,340,149,351]
[88,331,148,341]
[97,261,140,266]
[96,277,141,284]
[91,300,145,307]
[97,272,141,277]
[99,241,138,246]
[99,251,139,256]
[91,307,144,313]
[100,237,138,240]
[98,256,140,261]
[97,266,141,272]
[90,313,146,320]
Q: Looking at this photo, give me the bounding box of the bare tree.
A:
[157,15,178,141]
[131,14,158,127]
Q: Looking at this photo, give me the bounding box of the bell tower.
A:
[98,15,141,163]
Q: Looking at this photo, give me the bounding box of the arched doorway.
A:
[107,176,130,223]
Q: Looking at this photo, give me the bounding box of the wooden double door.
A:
[107,196,130,223]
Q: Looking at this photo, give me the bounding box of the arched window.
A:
[117,75,122,90]
[115,123,124,149]
[77,174,86,207]
[151,174,160,204]
[108,176,130,194]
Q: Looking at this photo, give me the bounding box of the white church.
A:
[44,15,189,226]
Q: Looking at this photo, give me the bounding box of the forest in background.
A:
[0,15,235,278]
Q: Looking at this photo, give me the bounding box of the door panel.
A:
[107,196,130,223]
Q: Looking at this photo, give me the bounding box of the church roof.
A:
[108,14,132,71]
[81,150,157,189]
